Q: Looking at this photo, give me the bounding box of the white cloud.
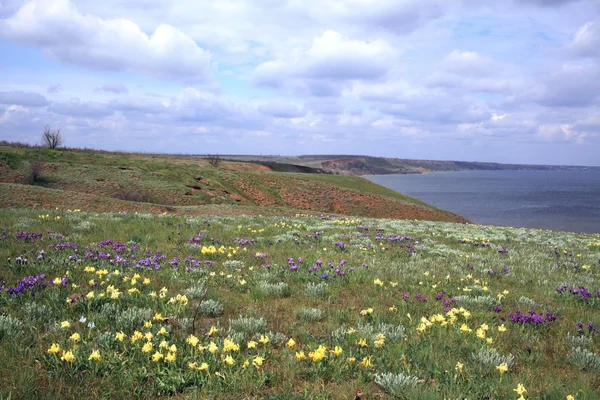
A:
[0,90,48,107]
[253,30,395,94]
[0,0,213,83]
[258,101,306,118]
[569,21,600,58]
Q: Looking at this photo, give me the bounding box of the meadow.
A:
[1,208,599,399]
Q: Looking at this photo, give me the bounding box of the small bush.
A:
[305,282,329,298]
[297,307,325,322]
[0,315,23,340]
[115,307,153,332]
[257,281,291,298]
[375,372,420,398]
[570,347,600,371]
[228,316,267,336]
[199,299,224,317]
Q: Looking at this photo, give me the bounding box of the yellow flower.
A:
[143,278,151,285]
[130,330,143,343]
[373,278,384,287]
[388,305,398,312]
[566,395,575,400]
[498,324,507,332]
[252,356,264,369]
[157,327,168,336]
[247,340,257,349]
[208,341,219,354]
[151,351,163,362]
[223,338,240,352]
[188,362,198,370]
[169,344,177,353]
[356,338,368,348]
[223,355,235,365]
[359,357,372,368]
[157,340,168,349]
[347,357,356,364]
[390,281,398,287]
[455,362,464,372]
[186,334,199,347]
[153,313,163,321]
[259,335,269,345]
[459,324,472,334]
[48,343,61,354]
[286,338,296,348]
[144,332,153,341]
[144,321,152,329]
[496,362,508,375]
[308,345,327,362]
[207,326,219,336]
[295,351,307,360]
[514,383,527,396]
[142,342,153,353]
[61,350,76,363]
[86,291,94,299]
[60,321,71,329]
[360,308,374,316]
[88,350,101,361]
[165,352,176,363]
[115,331,126,342]
[69,333,81,343]
[242,360,250,369]
[330,346,343,357]
[199,362,209,371]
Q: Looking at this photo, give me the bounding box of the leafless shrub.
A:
[41,126,64,149]
[206,154,222,167]
[24,162,43,185]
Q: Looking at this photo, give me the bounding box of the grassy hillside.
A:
[0,147,468,223]
[0,209,599,399]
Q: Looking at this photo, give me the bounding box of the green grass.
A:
[0,208,599,399]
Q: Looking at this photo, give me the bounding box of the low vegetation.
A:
[0,146,467,223]
[0,209,599,399]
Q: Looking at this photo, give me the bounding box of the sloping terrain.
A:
[0,147,468,223]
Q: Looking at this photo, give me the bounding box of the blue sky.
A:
[1,0,599,165]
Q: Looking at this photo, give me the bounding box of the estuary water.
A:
[366,170,600,234]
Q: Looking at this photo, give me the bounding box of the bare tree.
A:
[206,154,222,167]
[41,125,64,149]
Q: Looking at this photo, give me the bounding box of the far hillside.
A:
[0,146,468,223]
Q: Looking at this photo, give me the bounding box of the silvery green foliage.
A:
[223,260,245,270]
[185,282,207,300]
[199,299,224,317]
[357,323,406,341]
[0,315,23,340]
[517,296,537,307]
[257,281,291,298]
[226,331,247,344]
[228,316,267,336]
[348,236,373,248]
[94,331,115,349]
[179,317,193,332]
[115,307,152,332]
[471,347,515,374]
[305,282,329,298]
[570,347,600,371]
[375,372,419,398]
[566,333,593,350]
[73,220,95,231]
[99,303,120,324]
[23,302,51,325]
[297,307,325,322]
[453,295,499,309]
[331,326,348,342]
[264,331,288,346]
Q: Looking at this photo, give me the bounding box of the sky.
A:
[0,0,599,165]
